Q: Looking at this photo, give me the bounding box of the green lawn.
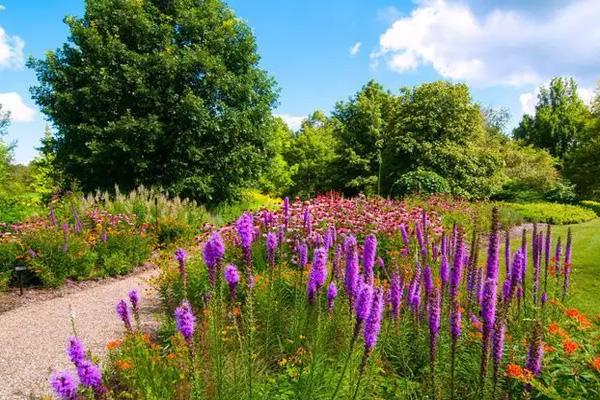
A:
[553,218,600,316]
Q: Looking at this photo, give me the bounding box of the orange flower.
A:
[231,306,241,317]
[471,319,483,332]
[544,343,556,353]
[116,359,132,370]
[576,314,592,329]
[591,356,600,372]
[106,339,122,350]
[506,364,524,379]
[566,308,581,318]
[548,322,569,338]
[167,353,177,360]
[562,340,579,355]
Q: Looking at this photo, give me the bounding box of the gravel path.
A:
[0,268,160,399]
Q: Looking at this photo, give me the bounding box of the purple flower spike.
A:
[364,287,384,352]
[399,224,410,250]
[422,266,433,298]
[116,299,132,331]
[224,264,240,302]
[332,244,343,281]
[344,235,359,300]
[203,232,225,287]
[303,207,312,236]
[525,322,544,376]
[428,287,441,363]
[77,359,105,395]
[297,241,308,269]
[174,301,196,344]
[363,234,377,285]
[129,289,139,310]
[493,319,506,369]
[354,282,374,324]
[390,273,403,319]
[283,197,290,229]
[236,212,255,251]
[50,371,79,400]
[175,247,188,287]
[307,247,328,304]
[67,336,85,366]
[327,281,338,312]
[440,254,449,292]
[266,232,278,267]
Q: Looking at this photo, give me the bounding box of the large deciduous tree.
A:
[29,0,277,204]
[331,80,394,196]
[513,77,590,160]
[383,81,504,198]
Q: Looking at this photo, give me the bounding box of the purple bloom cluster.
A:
[327,281,338,312]
[203,232,225,286]
[307,247,328,303]
[116,299,132,331]
[224,264,240,301]
[364,288,384,352]
[362,234,377,285]
[175,301,196,344]
[50,371,78,400]
[266,232,278,267]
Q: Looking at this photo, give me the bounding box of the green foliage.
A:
[257,118,295,196]
[96,230,152,276]
[506,202,596,224]
[580,200,600,216]
[331,80,394,195]
[28,0,278,204]
[513,77,591,160]
[285,111,339,197]
[22,229,98,287]
[211,189,280,225]
[393,168,451,197]
[383,81,504,199]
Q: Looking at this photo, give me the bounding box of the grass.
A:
[553,218,600,316]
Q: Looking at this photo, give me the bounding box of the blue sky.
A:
[1,0,599,163]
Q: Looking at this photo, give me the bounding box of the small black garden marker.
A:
[15,265,26,296]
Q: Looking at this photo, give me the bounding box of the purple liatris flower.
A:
[303,207,312,236]
[224,264,240,302]
[555,236,562,266]
[485,207,500,282]
[129,289,140,324]
[307,247,328,303]
[399,224,409,249]
[354,282,374,324]
[50,371,78,400]
[332,244,343,281]
[175,247,188,287]
[283,197,290,229]
[344,235,359,300]
[422,266,433,298]
[481,278,497,335]
[525,322,544,376]
[440,254,449,292]
[67,336,85,366]
[364,287,384,352]
[504,229,510,275]
[174,301,196,344]
[266,232,278,267]
[416,223,424,254]
[77,359,103,391]
[203,232,225,286]
[450,235,464,303]
[507,249,524,304]
[236,212,255,251]
[116,299,132,331]
[327,281,338,312]
[277,225,285,248]
[428,287,441,363]
[492,319,506,371]
[450,301,462,342]
[297,241,308,269]
[362,234,377,285]
[565,228,572,266]
[390,273,403,319]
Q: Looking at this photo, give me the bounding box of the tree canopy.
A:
[28,0,277,204]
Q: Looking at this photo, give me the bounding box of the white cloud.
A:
[0,92,36,122]
[373,0,600,87]
[0,26,24,69]
[0,5,6,11]
[349,42,362,56]
[276,114,305,131]
[377,6,402,23]
[519,84,596,116]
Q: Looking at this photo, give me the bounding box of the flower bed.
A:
[48,196,600,399]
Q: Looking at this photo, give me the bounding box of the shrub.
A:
[96,231,152,277]
[580,200,600,216]
[23,229,98,287]
[506,202,596,224]
[393,169,451,197]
